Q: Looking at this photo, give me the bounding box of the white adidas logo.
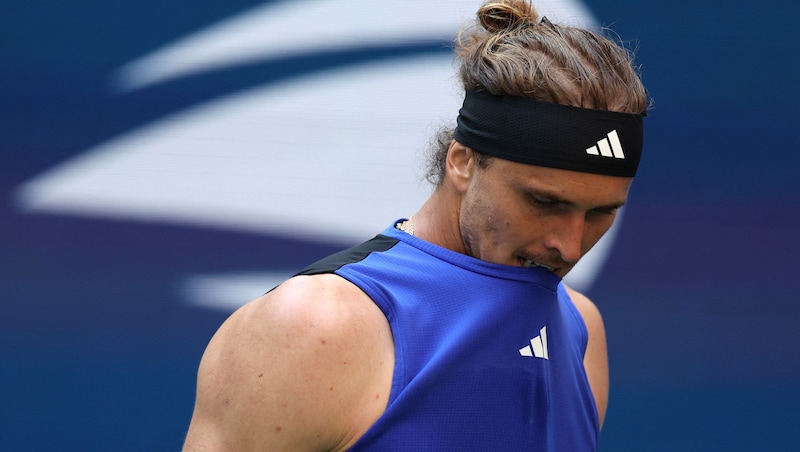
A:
[519,326,549,360]
[586,130,625,159]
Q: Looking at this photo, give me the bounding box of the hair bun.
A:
[477,1,539,33]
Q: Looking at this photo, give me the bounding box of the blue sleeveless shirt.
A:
[298,223,599,451]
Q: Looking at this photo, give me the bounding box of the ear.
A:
[445,140,475,193]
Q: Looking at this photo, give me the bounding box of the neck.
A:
[406,187,466,255]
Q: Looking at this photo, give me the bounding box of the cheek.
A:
[490,210,547,253]
[462,176,536,248]
[461,193,520,250]
[582,217,616,251]
[462,182,504,230]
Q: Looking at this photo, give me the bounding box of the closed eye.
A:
[589,206,619,216]
[526,190,568,208]
[530,196,558,207]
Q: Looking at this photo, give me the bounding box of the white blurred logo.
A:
[14,0,615,309]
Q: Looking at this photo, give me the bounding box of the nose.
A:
[543,212,585,265]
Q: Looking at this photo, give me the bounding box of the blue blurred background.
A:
[2,0,798,450]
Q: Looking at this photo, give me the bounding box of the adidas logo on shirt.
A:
[519,326,549,360]
[586,130,625,159]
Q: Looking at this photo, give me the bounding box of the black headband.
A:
[453,89,645,177]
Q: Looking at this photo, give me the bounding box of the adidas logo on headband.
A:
[586,130,625,160]
[454,90,644,177]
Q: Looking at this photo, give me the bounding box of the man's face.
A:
[457,152,632,278]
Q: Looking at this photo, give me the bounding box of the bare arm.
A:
[183,274,395,451]
[564,285,609,429]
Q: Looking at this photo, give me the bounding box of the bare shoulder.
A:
[183,274,395,451]
[563,285,603,332]
[563,284,609,428]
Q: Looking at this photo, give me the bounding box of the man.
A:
[183,0,648,450]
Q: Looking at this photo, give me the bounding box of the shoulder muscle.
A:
[184,274,394,451]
